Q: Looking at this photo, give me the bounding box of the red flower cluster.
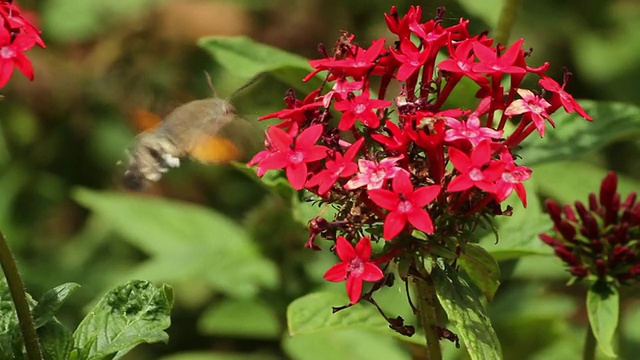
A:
[250,6,593,304]
[540,172,640,285]
[0,0,44,88]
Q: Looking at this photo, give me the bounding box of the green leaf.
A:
[586,281,619,358]
[39,319,74,360]
[198,36,320,93]
[73,188,278,298]
[287,292,423,345]
[159,352,281,360]
[531,161,640,205]
[198,299,280,339]
[73,280,173,360]
[32,283,80,329]
[458,244,500,301]
[433,264,502,360]
[283,329,411,360]
[520,101,640,166]
[42,0,161,42]
[478,178,553,261]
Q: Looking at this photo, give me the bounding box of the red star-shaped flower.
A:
[0,28,36,87]
[306,138,364,194]
[392,38,430,81]
[447,140,505,194]
[495,149,532,206]
[539,75,593,121]
[323,236,384,304]
[334,90,392,130]
[368,171,441,240]
[254,124,329,190]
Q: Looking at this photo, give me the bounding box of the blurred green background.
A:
[1,0,640,359]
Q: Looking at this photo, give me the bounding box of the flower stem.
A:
[0,230,44,360]
[494,0,522,45]
[583,321,596,360]
[414,262,442,360]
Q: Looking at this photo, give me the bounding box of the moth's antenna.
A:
[203,70,219,97]
[228,72,265,100]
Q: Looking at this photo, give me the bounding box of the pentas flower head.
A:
[250,6,593,318]
[540,172,640,285]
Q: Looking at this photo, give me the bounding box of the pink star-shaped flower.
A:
[344,155,408,190]
[323,236,384,304]
[334,90,392,130]
[368,171,441,240]
[505,88,554,137]
[253,124,329,190]
[444,115,503,146]
[306,138,364,194]
[447,140,505,194]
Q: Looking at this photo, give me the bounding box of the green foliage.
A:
[3,1,640,359]
[73,188,279,298]
[586,281,619,358]
[0,279,172,359]
[198,36,322,93]
[433,264,502,360]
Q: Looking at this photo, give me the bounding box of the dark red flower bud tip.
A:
[544,199,562,223]
[599,171,618,208]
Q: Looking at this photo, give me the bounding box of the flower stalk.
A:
[0,230,43,360]
[414,260,442,360]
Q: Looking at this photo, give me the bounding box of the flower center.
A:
[370,169,386,183]
[289,150,304,165]
[348,257,365,277]
[410,60,420,66]
[0,46,16,59]
[397,199,413,214]
[469,168,485,181]
[354,104,367,114]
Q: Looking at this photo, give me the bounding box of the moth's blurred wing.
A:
[188,116,264,164]
[130,108,162,131]
[189,135,243,163]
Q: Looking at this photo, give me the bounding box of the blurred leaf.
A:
[586,281,619,358]
[159,352,281,360]
[38,319,74,360]
[532,161,640,205]
[283,329,410,360]
[32,283,80,328]
[198,36,321,93]
[455,0,501,28]
[198,299,280,339]
[520,101,640,166]
[433,264,501,360]
[479,178,552,261]
[42,0,160,42]
[73,280,173,360]
[73,188,278,298]
[458,244,500,301]
[287,292,423,345]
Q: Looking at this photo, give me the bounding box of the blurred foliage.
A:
[1,0,640,359]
